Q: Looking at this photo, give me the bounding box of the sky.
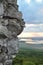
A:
[17,0,43,38]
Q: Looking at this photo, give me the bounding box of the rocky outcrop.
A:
[0,0,25,65]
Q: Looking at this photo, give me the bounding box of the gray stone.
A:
[0,3,4,16]
[4,60,12,65]
[0,0,25,65]
[0,63,3,65]
[7,0,17,4]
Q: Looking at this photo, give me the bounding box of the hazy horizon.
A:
[18,37,43,44]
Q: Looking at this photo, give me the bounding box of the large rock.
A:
[0,0,25,65]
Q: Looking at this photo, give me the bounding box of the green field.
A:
[13,47,43,65]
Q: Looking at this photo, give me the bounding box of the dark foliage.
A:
[13,48,43,65]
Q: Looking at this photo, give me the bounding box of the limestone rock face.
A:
[0,0,25,65]
[0,4,4,15]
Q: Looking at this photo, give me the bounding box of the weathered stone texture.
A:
[0,0,25,65]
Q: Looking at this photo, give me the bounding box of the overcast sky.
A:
[17,0,43,37]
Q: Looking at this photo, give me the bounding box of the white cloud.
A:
[38,8,43,15]
[26,40,43,44]
[36,0,42,3]
[24,23,43,32]
[25,0,31,4]
[18,32,43,37]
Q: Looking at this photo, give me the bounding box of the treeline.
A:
[13,48,43,65]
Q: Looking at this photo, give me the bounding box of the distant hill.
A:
[19,41,43,50]
[19,37,43,41]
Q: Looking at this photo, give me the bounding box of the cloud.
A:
[18,0,43,24]
[18,32,43,37]
[25,0,31,4]
[37,8,43,15]
[18,23,43,37]
[28,19,43,24]
[24,23,43,32]
[17,0,43,40]
[36,0,42,3]
[26,40,43,44]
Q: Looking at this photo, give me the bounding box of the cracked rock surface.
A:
[0,0,25,65]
